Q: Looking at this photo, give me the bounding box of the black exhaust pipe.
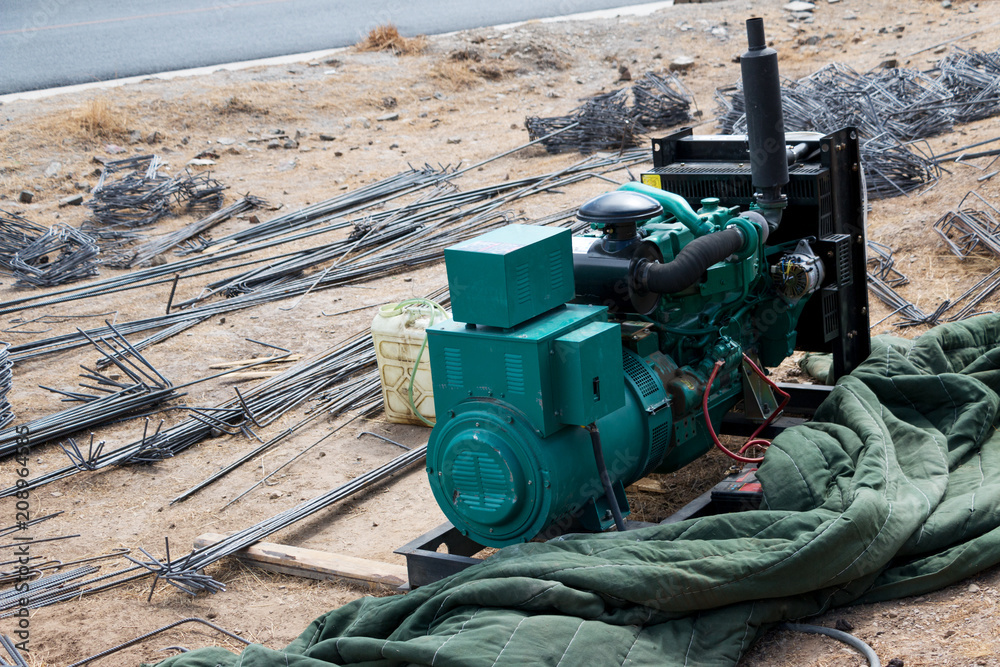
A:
[740,18,787,234]
[626,18,788,295]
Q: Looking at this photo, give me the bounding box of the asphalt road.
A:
[0,0,668,95]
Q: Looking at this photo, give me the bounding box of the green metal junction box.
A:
[444,224,574,329]
[553,322,624,426]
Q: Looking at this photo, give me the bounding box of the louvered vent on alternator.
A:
[443,347,464,386]
[622,350,659,397]
[504,353,525,395]
[451,450,509,513]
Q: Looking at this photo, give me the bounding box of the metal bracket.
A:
[739,356,777,422]
[394,523,484,589]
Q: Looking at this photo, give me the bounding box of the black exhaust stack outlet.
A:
[740,18,787,233]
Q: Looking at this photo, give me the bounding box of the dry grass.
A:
[356,24,427,56]
[0,158,27,196]
[432,50,515,89]
[361,92,398,110]
[503,41,570,71]
[471,62,509,81]
[628,447,736,522]
[359,88,421,111]
[25,654,50,667]
[207,82,298,118]
[430,61,487,90]
[0,95,137,160]
[72,96,132,139]
[216,93,270,116]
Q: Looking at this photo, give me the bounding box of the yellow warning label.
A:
[641,174,662,189]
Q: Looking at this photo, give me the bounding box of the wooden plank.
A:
[220,371,283,380]
[194,533,408,587]
[626,477,667,494]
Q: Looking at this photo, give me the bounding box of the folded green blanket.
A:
[152,314,1000,667]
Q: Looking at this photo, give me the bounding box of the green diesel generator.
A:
[423,18,870,547]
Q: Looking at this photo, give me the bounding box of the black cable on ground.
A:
[586,422,627,532]
[778,623,881,667]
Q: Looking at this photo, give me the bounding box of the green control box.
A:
[444,225,574,329]
[428,304,624,437]
[553,322,625,426]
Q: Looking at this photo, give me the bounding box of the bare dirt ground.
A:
[1,0,1000,665]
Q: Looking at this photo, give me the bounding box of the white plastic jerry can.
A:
[371,299,448,426]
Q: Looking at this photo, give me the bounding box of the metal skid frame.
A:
[395,522,485,589]
[396,382,833,588]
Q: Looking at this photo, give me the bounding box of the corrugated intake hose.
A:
[636,227,744,294]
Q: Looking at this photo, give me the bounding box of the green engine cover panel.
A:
[444,224,575,329]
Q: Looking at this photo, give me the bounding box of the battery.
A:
[710,465,763,512]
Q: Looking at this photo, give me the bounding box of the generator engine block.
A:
[423,18,869,547]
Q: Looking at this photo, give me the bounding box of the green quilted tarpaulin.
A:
[150,314,1000,667]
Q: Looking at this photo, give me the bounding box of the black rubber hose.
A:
[586,423,627,533]
[636,227,744,294]
[778,623,881,667]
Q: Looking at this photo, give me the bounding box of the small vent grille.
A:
[653,164,823,176]
[443,348,464,386]
[623,351,658,397]
[451,451,509,513]
[658,163,751,175]
[822,289,840,341]
[786,177,818,201]
[661,176,753,202]
[835,234,852,287]
[515,263,532,304]
[818,173,833,237]
[505,353,525,395]
[548,250,564,292]
[653,164,822,204]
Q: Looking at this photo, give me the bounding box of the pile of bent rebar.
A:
[526,72,691,154]
[933,191,1000,260]
[10,225,100,288]
[0,209,46,269]
[716,47,1000,198]
[0,345,12,430]
[937,47,1000,122]
[86,155,226,231]
[868,191,1000,329]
